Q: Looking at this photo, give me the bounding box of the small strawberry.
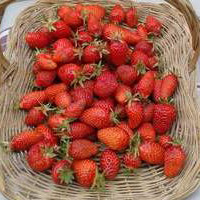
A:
[82,45,101,64]
[115,84,132,105]
[57,5,72,20]
[54,91,72,109]
[137,24,148,40]
[20,90,47,110]
[143,103,154,122]
[98,127,129,151]
[158,135,173,149]
[135,41,153,56]
[52,38,73,50]
[139,141,165,165]
[100,149,120,180]
[153,103,177,134]
[145,16,162,36]
[131,50,149,67]
[164,146,186,177]
[32,62,42,75]
[87,14,102,37]
[117,121,133,139]
[147,56,158,70]
[123,153,141,169]
[125,8,138,28]
[153,79,162,102]
[109,4,125,23]
[82,64,96,76]
[10,130,44,151]
[93,98,115,111]
[52,160,74,185]
[137,123,156,142]
[75,31,93,45]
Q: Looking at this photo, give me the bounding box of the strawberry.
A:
[137,24,148,40]
[160,74,178,100]
[48,114,71,130]
[143,103,154,122]
[69,139,98,160]
[117,121,133,139]
[82,64,96,76]
[27,141,55,172]
[52,38,73,50]
[137,123,156,142]
[139,141,165,165]
[135,41,153,56]
[132,83,139,94]
[115,84,132,105]
[164,146,186,177]
[34,70,56,88]
[100,149,120,180]
[147,56,158,70]
[125,8,138,28]
[87,14,102,37]
[108,40,129,66]
[58,64,82,85]
[97,127,129,151]
[153,104,177,134]
[25,107,46,126]
[126,101,144,129]
[25,31,51,49]
[52,160,74,185]
[137,71,155,98]
[10,130,44,151]
[109,4,125,23]
[94,71,118,98]
[115,104,127,119]
[145,16,162,36]
[32,62,42,75]
[82,45,101,64]
[75,31,93,45]
[45,83,67,102]
[72,159,97,188]
[57,5,72,20]
[20,90,47,110]
[123,153,141,169]
[93,98,115,111]
[131,50,149,67]
[158,135,173,149]
[116,65,138,86]
[54,91,72,108]
[74,80,95,91]
[153,79,162,102]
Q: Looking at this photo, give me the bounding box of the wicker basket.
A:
[0,0,200,199]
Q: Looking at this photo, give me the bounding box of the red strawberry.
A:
[158,135,173,149]
[153,79,162,102]
[54,91,72,108]
[45,83,67,102]
[164,146,186,177]
[57,6,72,20]
[98,127,129,151]
[137,24,148,40]
[115,104,127,119]
[20,91,47,110]
[94,71,118,98]
[75,80,95,91]
[52,38,73,50]
[131,50,149,67]
[58,64,82,85]
[153,104,177,134]
[137,71,155,98]
[25,31,51,49]
[82,64,96,76]
[82,45,100,63]
[32,62,42,75]
[25,107,46,126]
[115,84,132,105]
[34,70,56,87]
[100,149,120,180]
[27,141,55,172]
[117,121,133,139]
[48,114,69,130]
[143,103,154,122]
[135,41,153,56]
[145,16,162,36]
[72,159,97,188]
[87,14,102,37]
[116,65,138,86]
[160,74,178,100]
[137,123,156,142]
[69,139,98,160]
[110,4,125,23]
[139,141,165,165]
[132,83,139,94]
[123,153,141,169]
[10,130,44,151]
[147,56,158,70]
[75,31,93,45]
[52,160,74,185]
[93,98,115,111]
[125,8,138,28]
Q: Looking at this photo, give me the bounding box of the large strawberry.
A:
[145,15,162,36]
[100,149,120,180]
[87,14,102,37]
[97,127,129,151]
[125,8,138,28]
[115,84,132,105]
[109,4,125,23]
[137,123,156,142]
[54,91,72,109]
[82,45,101,64]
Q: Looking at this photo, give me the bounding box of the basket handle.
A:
[0,0,199,73]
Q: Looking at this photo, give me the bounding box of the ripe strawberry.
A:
[52,160,74,185]
[20,90,47,110]
[131,50,149,67]
[137,24,148,40]
[158,135,173,149]
[145,16,162,36]
[123,153,141,169]
[27,141,55,172]
[143,103,154,122]
[45,83,67,102]
[82,45,100,63]
[117,121,133,139]
[25,31,51,49]
[126,101,144,129]
[139,141,165,165]
[58,64,82,85]
[32,62,42,75]
[87,14,102,37]
[52,38,73,50]
[132,83,139,94]
[36,53,57,71]
[82,64,96,76]
[115,104,127,119]
[34,70,56,88]
[25,107,46,126]
[100,149,120,180]
[75,80,95,91]
[153,79,162,102]
[147,56,158,70]
[115,84,132,105]
[57,5,72,20]
[10,130,44,151]
[94,71,118,98]
[69,139,98,160]
[48,114,69,130]
[75,31,93,45]
[116,65,138,86]
[108,40,129,66]
[164,146,186,177]
[137,123,156,142]
[135,41,153,56]
[153,104,177,134]
[137,71,155,98]
[160,74,178,100]
[66,122,95,140]
[125,8,138,28]
[93,98,115,111]
[54,91,72,108]
[109,4,125,23]
[72,159,97,188]
[98,127,129,151]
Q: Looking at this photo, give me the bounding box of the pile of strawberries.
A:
[10,3,186,189]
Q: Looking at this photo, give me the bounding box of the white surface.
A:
[0,0,200,200]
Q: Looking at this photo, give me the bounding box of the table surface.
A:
[0,0,200,199]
